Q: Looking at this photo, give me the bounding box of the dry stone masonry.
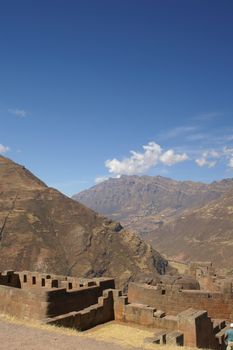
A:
[0,268,232,349]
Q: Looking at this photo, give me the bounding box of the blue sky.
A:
[0,0,233,195]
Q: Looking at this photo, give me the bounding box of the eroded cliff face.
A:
[0,156,167,288]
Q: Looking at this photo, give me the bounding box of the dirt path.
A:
[0,318,142,350]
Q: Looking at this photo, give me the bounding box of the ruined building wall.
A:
[47,289,114,331]
[186,262,223,292]
[0,270,229,350]
[16,271,114,291]
[128,282,233,321]
[112,290,220,350]
[0,285,49,319]
[47,284,112,317]
[0,270,21,288]
[0,270,115,320]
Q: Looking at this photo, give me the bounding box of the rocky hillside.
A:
[73,175,233,238]
[151,189,233,266]
[0,156,168,288]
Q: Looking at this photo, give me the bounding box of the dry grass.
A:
[0,313,79,337]
[86,321,155,348]
[0,313,198,350]
[85,322,198,350]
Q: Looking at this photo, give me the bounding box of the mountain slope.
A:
[0,156,167,288]
[73,175,233,237]
[151,189,233,266]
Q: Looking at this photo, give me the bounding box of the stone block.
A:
[153,309,166,318]
[166,331,184,346]
[153,329,167,344]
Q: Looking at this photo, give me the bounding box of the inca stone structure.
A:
[0,269,232,349]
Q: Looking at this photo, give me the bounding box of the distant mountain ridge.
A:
[0,156,168,288]
[73,175,233,266]
[152,188,233,266]
[73,175,233,233]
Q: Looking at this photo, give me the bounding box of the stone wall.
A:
[0,285,48,319]
[0,270,115,320]
[178,309,218,349]
[112,290,220,349]
[0,270,230,349]
[16,271,114,291]
[185,262,224,292]
[47,284,112,317]
[47,289,114,330]
[0,270,21,288]
[128,282,233,320]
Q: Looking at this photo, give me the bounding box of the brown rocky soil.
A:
[0,156,167,289]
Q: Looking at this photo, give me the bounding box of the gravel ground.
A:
[0,319,141,350]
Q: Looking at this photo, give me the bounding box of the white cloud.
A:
[0,144,10,154]
[105,141,188,176]
[223,146,233,155]
[195,158,217,168]
[208,150,220,158]
[8,108,28,117]
[228,158,233,168]
[95,176,109,184]
[195,150,220,168]
[196,148,233,169]
[160,149,188,165]
[223,147,233,168]
[106,142,161,176]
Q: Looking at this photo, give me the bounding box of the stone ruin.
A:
[185,261,230,292]
[0,268,233,349]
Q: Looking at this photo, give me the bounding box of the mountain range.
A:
[73,175,233,267]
